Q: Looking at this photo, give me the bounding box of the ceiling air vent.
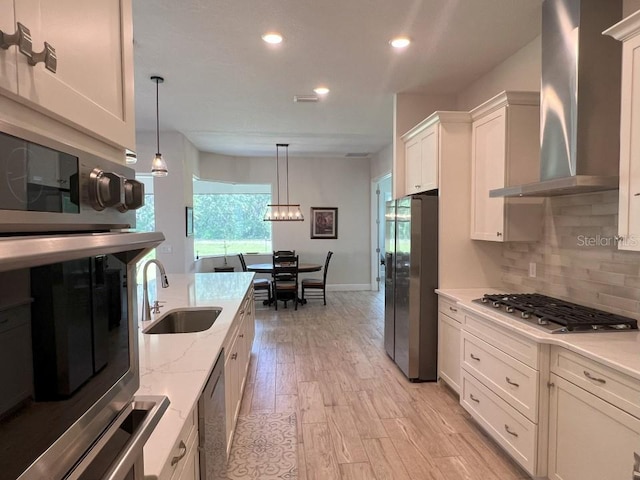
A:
[345,152,370,158]
[293,95,319,103]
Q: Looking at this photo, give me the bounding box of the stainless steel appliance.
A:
[491,0,623,198]
[0,122,168,480]
[198,351,226,480]
[474,293,638,334]
[384,193,438,381]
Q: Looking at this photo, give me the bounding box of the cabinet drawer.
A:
[461,372,537,475]
[438,297,462,323]
[463,312,539,369]
[170,425,199,480]
[161,406,197,480]
[550,347,640,419]
[462,331,539,423]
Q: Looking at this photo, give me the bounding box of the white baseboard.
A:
[326,284,372,291]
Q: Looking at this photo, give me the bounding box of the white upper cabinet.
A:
[403,121,439,194]
[402,112,469,195]
[605,11,640,252]
[0,0,134,150]
[470,91,542,242]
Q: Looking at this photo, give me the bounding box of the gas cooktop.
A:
[473,293,638,334]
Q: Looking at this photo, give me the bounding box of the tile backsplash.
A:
[502,190,640,318]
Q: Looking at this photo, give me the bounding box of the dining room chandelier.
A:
[263,143,304,221]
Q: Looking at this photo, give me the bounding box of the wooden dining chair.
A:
[238,253,272,304]
[301,251,333,305]
[272,254,299,310]
[272,250,296,281]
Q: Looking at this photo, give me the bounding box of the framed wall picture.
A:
[310,207,338,239]
[185,206,194,237]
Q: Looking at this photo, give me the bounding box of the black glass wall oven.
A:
[0,254,129,480]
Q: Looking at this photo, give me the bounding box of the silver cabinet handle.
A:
[469,393,480,403]
[170,440,187,466]
[470,353,480,361]
[449,306,457,313]
[231,352,238,360]
[583,370,606,384]
[496,232,503,237]
[28,41,57,73]
[505,377,519,387]
[238,334,244,338]
[547,381,555,388]
[0,22,32,57]
[504,424,518,437]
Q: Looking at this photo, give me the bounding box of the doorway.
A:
[371,174,392,291]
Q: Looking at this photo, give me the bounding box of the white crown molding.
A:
[470,90,540,120]
[401,111,471,141]
[604,9,640,42]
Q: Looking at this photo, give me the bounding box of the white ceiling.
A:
[132,0,542,158]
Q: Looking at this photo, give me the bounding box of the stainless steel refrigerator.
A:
[384,193,438,381]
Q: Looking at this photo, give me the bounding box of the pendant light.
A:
[263,143,304,221]
[150,75,168,177]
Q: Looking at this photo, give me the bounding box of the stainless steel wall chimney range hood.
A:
[491,0,623,198]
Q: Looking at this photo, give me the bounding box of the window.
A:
[193,180,272,256]
[135,175,155,281]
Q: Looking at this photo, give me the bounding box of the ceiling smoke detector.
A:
[293,95,319,103]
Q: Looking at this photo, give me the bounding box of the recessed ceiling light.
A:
[390,36,411,48]
[262,32,283,44]
[313,86,330,95]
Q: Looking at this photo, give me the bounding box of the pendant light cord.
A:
[276,145,281,204]
[155,78,160,155]
[285,145,289,205]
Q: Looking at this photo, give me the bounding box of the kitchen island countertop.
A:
[136,272,253,478]
[436,288,640,381]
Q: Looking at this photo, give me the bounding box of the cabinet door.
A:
[438,312,460,393]
[471,108,506,241]
[405,136,422,194]
[14,0,134,149]
[175,434,200,480]
[548,373,640,480]
[419,124,438,192]
[618,33,640,251]
[0,0,18,95]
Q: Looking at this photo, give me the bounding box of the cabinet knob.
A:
[231,352,238,360]
[496,232,502,237]
[28,41,57,73]
[0,22,32,58]
[449,306,457,313]
[415,184,420,189]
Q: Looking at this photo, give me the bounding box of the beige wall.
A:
[199,153,372,288]
[370,144,392,181]
[134,131,198,274]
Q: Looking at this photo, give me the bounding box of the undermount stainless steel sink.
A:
[144,309,221,334]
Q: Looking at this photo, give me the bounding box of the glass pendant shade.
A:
[263,143,304,222]
[151,153,168,177]
[125,149,137,165]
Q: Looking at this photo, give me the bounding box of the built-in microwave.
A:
[0,123,168,479]
[0,120,144,233]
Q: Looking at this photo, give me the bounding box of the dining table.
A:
[246,263,322,274]
[246,262,322,306]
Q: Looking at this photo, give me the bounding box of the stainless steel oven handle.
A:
[65,395,169,480]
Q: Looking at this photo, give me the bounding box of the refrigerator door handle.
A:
[385,253,393,279]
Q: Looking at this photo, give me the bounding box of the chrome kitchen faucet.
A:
[141,259,170,322]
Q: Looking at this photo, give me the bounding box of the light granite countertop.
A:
[436,288,640,381]
[136,272,253,479]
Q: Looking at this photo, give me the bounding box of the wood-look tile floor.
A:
[239,291,530,480]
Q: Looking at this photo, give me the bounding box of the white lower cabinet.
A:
[459,310,546,477]
[547,347,640,480]
[437,297,461,393]
[159,406,198,480]
[224,289,255,456]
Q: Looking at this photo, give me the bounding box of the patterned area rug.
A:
[224,412,298,480]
